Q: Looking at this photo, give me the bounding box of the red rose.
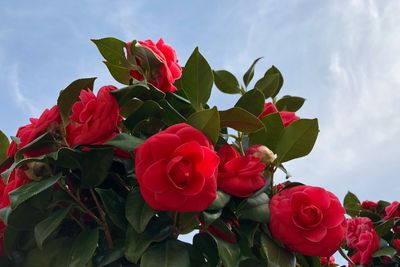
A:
[346,217,374,248]
[7,106,61,158]
[269,185,346,257]
[134,123,219,212]
[320,256,335,266]
[258,102,299,127]
[350,230,379,265]
[217,144,266,197]
[361,200,377,210]
[384,201,400,220]
[128,38,182,92]
[66,85,121,147]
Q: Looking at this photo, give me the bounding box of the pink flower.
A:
[384,201,400,220]
[346,217,374,248]
[350,230,380,265]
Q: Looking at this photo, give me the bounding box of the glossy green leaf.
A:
[202,210,222,226]
[130,41,163,80]
[235,89,265,116]
[375,219,394,237]
[104,61,131,85]
[372,246,397,257]
[23,238,68,267]
[0,130,9,163]
[243,57,262,87]
[207,190,231,211]
[181,47,213,110]
[14,132,55,162]
[34,207,71,249]
[260,234,295,267]
[94,242,124,267]
[213,236,241,267]
[275,119,319,163]
[159,99,187,125]
[95,188,126,230]
[219,107,263,133]
[254,66,283,98]
[125,188,156,233]
[141,239,190,267]
[238,193,270,223]
[343,191,361,217]
[249,113,284,151]
[105,133,143,152]
[92,37,128,65]
[80,148,113,187]
[188,107,220,144]
[57,78,96,125]
[9,173,62,209]
[214,70,241,94]
[193,233,219,267]
[275,96,305,112]
[124,100,164,129]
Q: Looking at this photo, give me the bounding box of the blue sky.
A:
[1,0,399,205]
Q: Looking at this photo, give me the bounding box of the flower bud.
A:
[24,162,51,181]
[247,145,277,165]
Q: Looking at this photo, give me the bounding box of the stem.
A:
[90,189,113,249]
[339,247,355,267]
[172,212,180,238]
[70,214,84,229]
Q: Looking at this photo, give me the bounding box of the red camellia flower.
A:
[134,123,219,212]
[258,102,299,127]
[67,85,121,147]
[7,105,61,158]
[393,239,400,252]
[361,200,377,210]
[346,217,375,248]
[320,256,335,266]
[269,185,346,257]
[384,201,400,220]
[128,38,182,92]
[217,144,266,197]
[350,230,379,265]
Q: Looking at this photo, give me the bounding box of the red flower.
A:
[350,230,379,265]
[134,123,219,212]
[393,239,400,252]
[384,201,400,220]
[346,217,375,248]
[361,200,377,210]
[128,38,182,92]
[0,221,5,256]
[66,85,121,147]
[269,185,346,257]
[7,106,61,158]
[320,256,335,266]
[217,144,266,197]
[258,102,299,127]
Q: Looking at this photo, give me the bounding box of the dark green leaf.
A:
[260,234,295,267]
[275,96,305,112]
[238,193,270,223]
[213,236,241,267]
[188,107,220,144]
[181,47,213,110]
[141,239,190,267]
[34,207,71,249]
[104,61,131,85]
[94,242,124,267]
[125,188,156,233]
[92,37,128,65]
[238,221,259,247]
[207,190,231,211]
[130,41,163,80]
[235,89,265,116]
[243,57,262,87]
[249,113,284,151]
[214,70,241,94]
[254,66,283,98]
[377,200,391,214]
[57,78,96,125]
[343,191,361,217]
[9,173,62,209]
[105,133,143,152]
[111,83,151,106]
[0,130,9,163]
[159,99,187,125]
[95,188,127,229]
[193,233,219,267]
[14,132,55,162]
[124,100,164,129]
[80,148,113,188]
[275,119,319,163]
[219,107,263,133]
[202,210,222,226]
[375,219,395,237]
[372,246,397,257]
[23,238,68,267]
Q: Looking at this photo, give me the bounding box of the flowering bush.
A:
[0,36,398,267]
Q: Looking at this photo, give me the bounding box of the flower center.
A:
[293,205,323,229]
[167,156,193,189]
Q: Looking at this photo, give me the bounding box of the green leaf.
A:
[141,239,190,267]
[219,107,264,133]
[105,133,143,152]
[275,96,305,112]
[0,130,9,163]
[104,61,131,85]
[238,221,259,247]
[57,78,96,125]
[188,107,220,144]
[54,229,99,267]
[372,246,397,257]
[9,173,62,209]
[254,66,283,98]
[243,57,262,87]
[94,188,127,230]
[23,238,68,267]
[94,242,124,266]
[124,100,164,129]
[375,219,395,237]
[249,113,284,151]
[238,193,270,223]
[213,70,242,94]
[124,221,172,264]
[34,207,71,249]
[213,236,241,267]
[91,37,128,65]
[80,148,114,188]
[202,210,222,226]
[125,188,156,233]
[14,132,55,162]
[159,99,187,125]
[275,119,319,163]
[343,191,361,217]
[235,89,265,116]
[260,234,295,267]
[207,190,231,211]
[181,47,213,110]
[296,255,321,267]
[193,233,219,267]
[130,41,163,80]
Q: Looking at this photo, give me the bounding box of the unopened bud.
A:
[247,145,277,165]
[24,162,51,181]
